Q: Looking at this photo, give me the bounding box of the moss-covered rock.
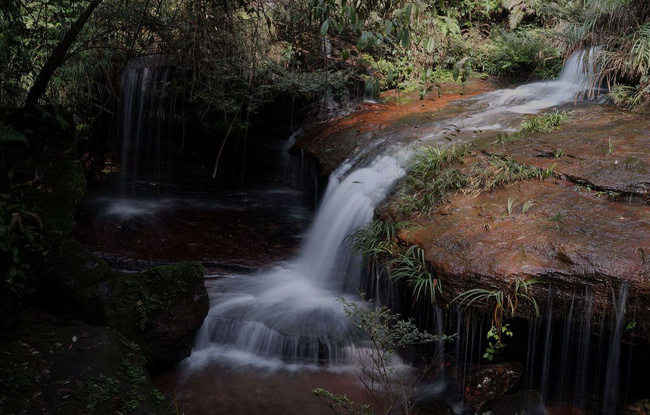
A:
[93,262,209,369]
[43,243,209,369]
[0,311,167,415]
[40,239,115,319]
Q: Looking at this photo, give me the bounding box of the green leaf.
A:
[320,19,330,35]
[426,37,435,54]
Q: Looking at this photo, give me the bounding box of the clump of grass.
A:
[520,110,570,133]
[464,156,542,195]
[522,199,535,214]
[349,220,398,263]
[496,131,524,144]
[390,245,442,304]
[392,145,469,215]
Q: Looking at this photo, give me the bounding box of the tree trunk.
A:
[24,0,104,107]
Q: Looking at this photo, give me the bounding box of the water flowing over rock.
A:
[189,153,406,366]
[287,47,650,413]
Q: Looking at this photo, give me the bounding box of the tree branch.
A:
[24,0,104,107]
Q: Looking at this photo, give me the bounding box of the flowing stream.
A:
[185,49,599,370]
[102,49,646,414]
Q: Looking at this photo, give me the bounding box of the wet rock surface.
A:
[387,105,650,335]
[296,79,498,175]
[462,362,523,413]
[488,389,545,415]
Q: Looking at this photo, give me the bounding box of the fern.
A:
[0,123,27,143]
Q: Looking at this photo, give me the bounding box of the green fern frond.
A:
[0,123,27,143]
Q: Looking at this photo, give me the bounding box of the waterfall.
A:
[186,48,602,371]
[188,152,407,367]
[421,47,602,142]
[118,56,175,194]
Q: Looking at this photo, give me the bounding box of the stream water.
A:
[77,49,648,414]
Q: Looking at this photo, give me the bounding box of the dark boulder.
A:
[45,245,209,369]
[462,362,523,413]
[91,261,209,369]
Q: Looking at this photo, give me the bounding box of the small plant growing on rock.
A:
[520,110,569,133]
[390,245,442,304]
[521,199,535,214]
[452,278,540,360]
[313,297,453,415]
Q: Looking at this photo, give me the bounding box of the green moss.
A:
[82,377,120,409]
[122,261,205,331]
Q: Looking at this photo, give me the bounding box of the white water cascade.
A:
[186,48,600,370]
[189,153,407,368]
[421,48,601,141]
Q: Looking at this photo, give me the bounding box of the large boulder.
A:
[100,261,210,368]
[45,244,209,369]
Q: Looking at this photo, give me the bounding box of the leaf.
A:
[320,19,330,35]
[426,37,435,54]
[0,123,27,143]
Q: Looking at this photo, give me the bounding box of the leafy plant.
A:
[521,199,535,214]
[483,324,513,361]
[506,196,516,215]
[452,278,540,360]
[390,245,442,304]
[314,297,452,415]
[392,145,468,215]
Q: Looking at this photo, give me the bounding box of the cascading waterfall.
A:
[189,152,407,367]
[118,56,175,194]
[187,48,614,387]
[420,48,602,142]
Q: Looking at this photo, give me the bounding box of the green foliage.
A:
[519,110,569,133]
[0,187,45,300]
[390,245,442,304]
[477,27,562,78]
[350,220,399,263]
[83,377,120,410]
[452,278,540,360]
[549,0,650,108]
[313,388,373,415]
[465,156,543,195]
[392,145,468,215]
[483,324,513,361]
[0,123,27,143]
